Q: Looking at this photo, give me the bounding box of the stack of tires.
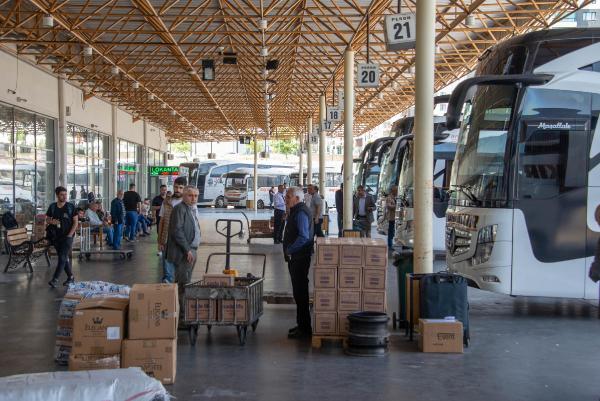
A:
[345,311,389,357]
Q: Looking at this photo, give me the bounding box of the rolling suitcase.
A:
[419,273,470,346]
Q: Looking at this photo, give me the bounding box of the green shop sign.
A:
[118,163,137,173]
[150,166,179,176]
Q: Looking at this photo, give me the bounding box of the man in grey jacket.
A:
[353,185,376,237]
[166,186,201,318]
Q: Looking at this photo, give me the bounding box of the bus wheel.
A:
[257,200,264,209]
[215,196,225,208]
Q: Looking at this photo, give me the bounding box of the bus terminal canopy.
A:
[0,0,588,141]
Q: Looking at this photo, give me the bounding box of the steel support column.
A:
[306,117,313,186]
[319,94,326,194]
[253,133,258,211]
[343,49,354,231]
[413,0,436,274]
[56,77,67,188]
[298,133,304,186]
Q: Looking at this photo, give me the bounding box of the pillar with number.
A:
[343,49,354,231]
[413,0,436,274]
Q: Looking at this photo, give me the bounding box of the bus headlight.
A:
[472,224,497,266]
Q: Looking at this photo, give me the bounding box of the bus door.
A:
[512,89,590,297]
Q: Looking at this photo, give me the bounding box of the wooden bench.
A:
[4,227,51,273]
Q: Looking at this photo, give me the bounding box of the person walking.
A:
[47,186,78,288]
[273,184,286,244]
[268,186,275,209]
[308,185,325,237]
[165,186,201,318]
[123,183,142,242]
[158,176,186,282]
[110,190,125,250]
[335,183,344,237]
[152,185,167,231]
[283,186,314,339]
[386,186,398,248]
[353,185,376,238]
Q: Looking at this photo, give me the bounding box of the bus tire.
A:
[215,196,225,208]
[257,200,264,209]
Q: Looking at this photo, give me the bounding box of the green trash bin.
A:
[393,250,413,330]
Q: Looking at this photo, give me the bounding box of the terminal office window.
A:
[66,124,110,208]
[118,139,142,193]
[0,103,55,227]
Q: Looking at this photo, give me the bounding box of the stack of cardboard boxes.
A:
[185,274,249,323]
[68,283,179,384]
[313,237,388,336]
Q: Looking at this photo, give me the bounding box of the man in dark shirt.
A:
[110,190,126,250]
[151,185,168,232]
[335,183,343,237]
[47,186,78,288]
[283,186,314,339]
[123,183,142,241]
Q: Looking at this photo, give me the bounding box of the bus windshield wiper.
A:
[450,184,481,206]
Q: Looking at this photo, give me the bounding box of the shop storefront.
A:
[117,139,142,193]
[66,124,110,207]
[0,103,55,226]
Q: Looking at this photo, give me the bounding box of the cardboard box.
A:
[220,299,248,322]
[313,267,337,289]
[338,311,359,335]
[314,312,337,335]
[68,353,120,371]
[418,319,464,353]
[338,290,361,311]
[339,238,363,265]
[72,298,128,355]
[362,290,386,312]
[363,238,388,267]
[121,339,177,384]
[316,237,339,266]
[338,268,361,289]
[314,290,337,311]
[129,284,178,340]
[363,269,386,290]
[185,298,217,321]
[203,274,235,287]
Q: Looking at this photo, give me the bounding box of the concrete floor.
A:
[0,209,599,400]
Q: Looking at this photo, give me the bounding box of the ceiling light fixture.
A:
[83,46,93,57]
[148,94,155,101]
[179,117,185,122]
[161,103,167,109]
[187,68,197,76]
[260,47,269,57]
[465,14,475,27]
[42,14,54,28]
[378,92,384,100]
[259,19,268,30]
[170,110,177,116]
[132,81,140,89]
[409,65,416,74]
[111,65,119,75]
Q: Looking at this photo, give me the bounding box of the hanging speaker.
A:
[266,59,279,70]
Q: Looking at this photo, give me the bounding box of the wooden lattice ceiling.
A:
[0,0,589,141]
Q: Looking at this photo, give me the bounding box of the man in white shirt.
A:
[85,202,114,247]
[303,184,313,207]
[273,184,286,244]
[308,185,325,237]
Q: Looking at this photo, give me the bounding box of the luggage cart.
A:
[184,252,266,346]
[184,217,265,346]
[75,223,133,261]
[240,212,274,243]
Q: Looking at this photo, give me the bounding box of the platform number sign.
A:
[384,13,416,51]
[310,130,319,144]
[327,106,341,122]
[357,63,380,88]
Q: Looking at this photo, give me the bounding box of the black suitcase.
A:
[419,273,470,346]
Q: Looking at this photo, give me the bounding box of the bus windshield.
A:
[225,175,247,189]
[450,84,517,206]
[377,148,398,197]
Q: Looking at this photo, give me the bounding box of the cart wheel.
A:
[237,325,248,346]
[189,325,199,346]
[119,253,126,260]
[251,320,259,332]
[85,253,91,260]
[207,325,212,333]
[78,254,83,261]
[127,252,133,259]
